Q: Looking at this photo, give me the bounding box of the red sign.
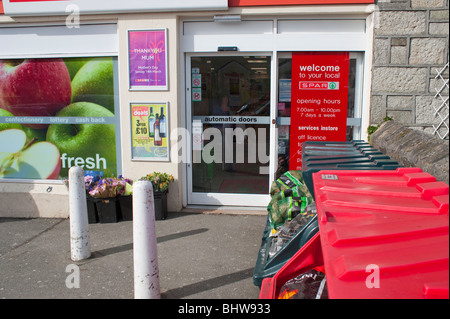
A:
[229,0,374,6]
[132,106,150,119]
[289,51,349,170]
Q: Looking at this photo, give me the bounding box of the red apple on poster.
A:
[0,59,71,129]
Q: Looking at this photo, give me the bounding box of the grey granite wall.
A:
[370,120,449,183]
[371,0,449,139]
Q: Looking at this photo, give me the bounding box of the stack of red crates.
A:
[260,167,449,299]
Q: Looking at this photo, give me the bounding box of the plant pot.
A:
[86,197,99,224]
[119,195,133,221]
[154,190,168,220]
[96,197,120,223]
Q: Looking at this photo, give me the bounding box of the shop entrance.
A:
[186,54,274,206]
[181,17,370,208]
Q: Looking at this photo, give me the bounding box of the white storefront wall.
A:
[0,4,375,217]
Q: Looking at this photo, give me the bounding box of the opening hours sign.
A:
[289,51,350,170]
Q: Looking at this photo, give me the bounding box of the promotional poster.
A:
[130,102,169,161]
[0,56,118,179]
[128,29,168,90]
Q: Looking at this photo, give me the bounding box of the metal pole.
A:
[68,166,91,261]
[133,180,160,299]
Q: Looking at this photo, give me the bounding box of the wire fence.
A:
[433,60,449,140]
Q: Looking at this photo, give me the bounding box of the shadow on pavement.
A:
[161,267,254,299]
[90,227,209,258]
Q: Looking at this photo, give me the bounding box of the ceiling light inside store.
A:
[251,67,267,74]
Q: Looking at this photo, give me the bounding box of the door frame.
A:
[179,16,373,208]
[184,51,276,207]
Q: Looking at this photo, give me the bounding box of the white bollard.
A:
[68,166,91,261]
[133,180,160,299]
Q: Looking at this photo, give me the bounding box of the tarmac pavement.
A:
[0,212,267,299]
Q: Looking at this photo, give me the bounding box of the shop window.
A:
[0,56,119,180]
[276,53,360,178]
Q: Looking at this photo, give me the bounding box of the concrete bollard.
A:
[133,180,160,299]
[68,166,91,261]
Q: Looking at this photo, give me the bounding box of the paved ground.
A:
[0,212,267,299]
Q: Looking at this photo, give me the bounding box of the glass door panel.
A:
[276,52,363,179]
[189,55,272,204]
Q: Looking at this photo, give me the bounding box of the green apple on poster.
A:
[22,126,48,143]
[71,58,115,113]
[0,108,22,131]
[64,57,92,80]
[46,102,117,177]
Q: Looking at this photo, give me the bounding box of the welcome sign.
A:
[289,51,349,170]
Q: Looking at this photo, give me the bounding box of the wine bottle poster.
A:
[130,102,170,161]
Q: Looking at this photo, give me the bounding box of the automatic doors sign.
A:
[130,102,169,161]
[193,116,270,124]
[128,29,168,91]
[289,52,349,170]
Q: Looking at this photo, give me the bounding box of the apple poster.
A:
[0,57,118,180]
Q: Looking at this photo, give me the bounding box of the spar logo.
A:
[299,81,339,90]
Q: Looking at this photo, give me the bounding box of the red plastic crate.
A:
[314,167,449,299]
[260,168,449,299]
[259,232,324,299]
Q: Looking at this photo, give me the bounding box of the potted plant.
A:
[84,175,100,224]
[85,175,129,223]
[140,172,174,220]
[117,176,133,221]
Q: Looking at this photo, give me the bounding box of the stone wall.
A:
[370,120,449,184]
[371,0,449,137]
